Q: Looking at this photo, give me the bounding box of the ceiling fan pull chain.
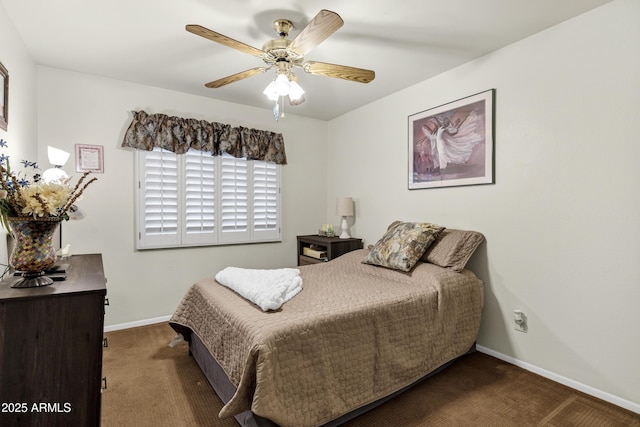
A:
[273,101,279,121]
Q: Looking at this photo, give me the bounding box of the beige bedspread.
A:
[170,249,483,427]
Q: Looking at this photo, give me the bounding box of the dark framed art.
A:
[408,89,495,189]
[0,61,8,131]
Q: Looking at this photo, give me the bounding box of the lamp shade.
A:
[262,81,279,101]
[47,146,70,167]
[42,146,71,184]
[274,73,290,96]
[288,80,305,101]
[336,197,354,217]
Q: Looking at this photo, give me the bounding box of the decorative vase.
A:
[8,217,60,288]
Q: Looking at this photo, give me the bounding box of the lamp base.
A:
[339,217,351,239]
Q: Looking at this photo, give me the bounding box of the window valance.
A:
[121,110,287,165]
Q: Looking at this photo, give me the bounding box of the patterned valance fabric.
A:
[121,110,287,164]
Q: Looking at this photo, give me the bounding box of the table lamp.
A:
[336,197,354,239]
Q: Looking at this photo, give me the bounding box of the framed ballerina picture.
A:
[408,89,495,189]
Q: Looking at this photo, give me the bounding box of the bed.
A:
[170,224,485,427]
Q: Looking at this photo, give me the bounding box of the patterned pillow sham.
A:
[363,221,445,272]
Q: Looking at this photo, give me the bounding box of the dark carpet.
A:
[101,323,640,427]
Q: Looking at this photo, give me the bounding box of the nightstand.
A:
[297,234,363,266]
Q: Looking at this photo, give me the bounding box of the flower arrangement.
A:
[0,138,97,230]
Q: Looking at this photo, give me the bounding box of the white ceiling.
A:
[1,0,613,121]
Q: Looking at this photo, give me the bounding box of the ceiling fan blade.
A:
[186,24,265,58]
[303,61,375,84]
[205,67,266,88]
[288,10,344,56]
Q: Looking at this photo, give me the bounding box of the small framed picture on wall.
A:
[0,61,8,131]
[75,144,104,173]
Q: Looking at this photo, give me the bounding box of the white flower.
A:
[20,183,72,218]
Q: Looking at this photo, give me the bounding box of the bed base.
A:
[187,329,475,427]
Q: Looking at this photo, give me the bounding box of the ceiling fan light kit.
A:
[262,61,305,120]
[186,9,375,121]
[262,74,304,102]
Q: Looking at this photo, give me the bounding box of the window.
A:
[136,148,281,249]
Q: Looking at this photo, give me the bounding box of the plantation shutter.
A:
[182,149,216,245]
[219,153,249,243]
[135,149,281,249]
[137,148,180,248]
[252,160,281,240]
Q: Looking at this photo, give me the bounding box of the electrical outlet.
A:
[514,310,528,333]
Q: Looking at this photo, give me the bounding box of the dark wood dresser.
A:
[0,254,107,427]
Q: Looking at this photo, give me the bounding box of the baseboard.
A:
[103,315,171,332]
[476,345,640,414]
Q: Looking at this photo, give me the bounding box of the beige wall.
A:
[0,1,38,262]
[35,67,328,328]
[326,0,639,409]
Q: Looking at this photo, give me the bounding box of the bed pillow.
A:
[363,221,445,272]
[421,228,485,272]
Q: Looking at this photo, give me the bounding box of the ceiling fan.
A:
[186,9,375,107]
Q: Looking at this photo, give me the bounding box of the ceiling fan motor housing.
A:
[262,25,303,66]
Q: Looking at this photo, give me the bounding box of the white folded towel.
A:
[214,267,303,311]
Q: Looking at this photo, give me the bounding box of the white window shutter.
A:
[252,160,281,241]
[182,149,216,245]
[136,148,180,249]
[219,153,249,243]
[135,150,282,249]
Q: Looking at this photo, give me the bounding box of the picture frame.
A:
[408,89,495,189]
[0,61,8,131]
[75,144,104,173]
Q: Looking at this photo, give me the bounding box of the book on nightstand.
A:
[303,247,327,259]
